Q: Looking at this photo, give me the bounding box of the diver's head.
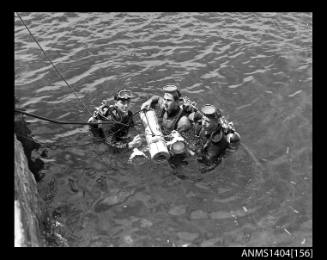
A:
[162,85,181,114]
[200,104,222,133]
[114,89,133,114]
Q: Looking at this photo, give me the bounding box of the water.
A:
[14,12,312,247]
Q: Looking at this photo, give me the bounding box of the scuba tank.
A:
[139,109,170,163]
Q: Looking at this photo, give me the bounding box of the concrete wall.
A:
[14,134,45,247]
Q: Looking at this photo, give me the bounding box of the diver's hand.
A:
[183,103,197,113]
[226,132,240,144]
[88,116,97,124]
[141,100,152,111]
[128,134,143,148]
[226,133,232,143]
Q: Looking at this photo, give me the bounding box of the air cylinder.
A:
[139,110,170,162]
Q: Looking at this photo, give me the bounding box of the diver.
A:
[140,85,194,135]
[189,104,241,173]
[140,85,197,167]
[88,89,143,151]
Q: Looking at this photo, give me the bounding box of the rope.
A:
[15,12,93,116]
[15,12,141,129]
[15,109,129,126]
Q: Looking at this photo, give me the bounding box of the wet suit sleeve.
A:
[104,134,130,151]
[187,111,203,137]
[188,111,203,123]
[148,95,164,110]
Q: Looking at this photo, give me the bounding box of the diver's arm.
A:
[105,133,142,151]
[188,111,203,123]
[105,134,130,150]
[188,111,203,136]
[141,95,162,110]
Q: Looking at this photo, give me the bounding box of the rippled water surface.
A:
[15,12,312,247]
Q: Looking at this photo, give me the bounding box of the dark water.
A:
[15,12,312,247]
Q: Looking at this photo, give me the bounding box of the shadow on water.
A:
[15,12,312,247]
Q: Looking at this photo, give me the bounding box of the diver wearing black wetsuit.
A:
[88,90,142,151]
[190,104,241,173]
